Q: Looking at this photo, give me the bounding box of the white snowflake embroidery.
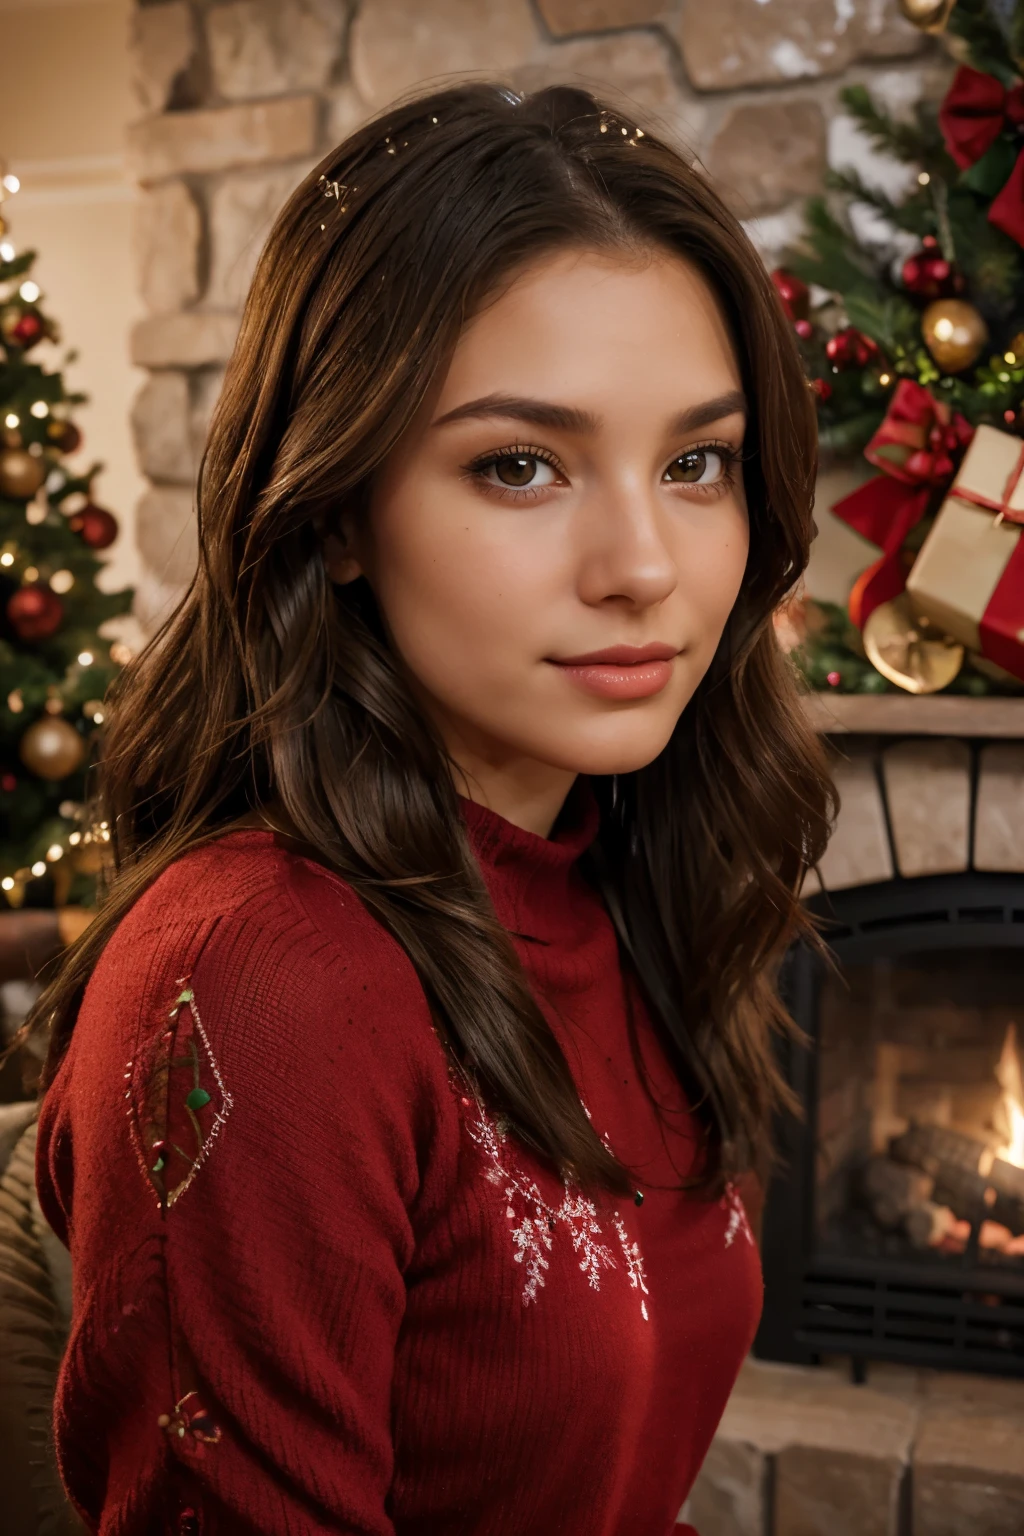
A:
[722,1181,755,1249]
[611,1212,650,1321]
[464,1097,648,1320]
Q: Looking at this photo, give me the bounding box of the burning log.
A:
[890,1122,1024,1238]
[862,1156,934,1230]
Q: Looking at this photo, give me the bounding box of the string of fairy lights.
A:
[2,164,130,906]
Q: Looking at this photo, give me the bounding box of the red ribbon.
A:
[981,536,1024,678]
[939,65,1024,246]
[832,380,973,627]
[953,437,1024,526]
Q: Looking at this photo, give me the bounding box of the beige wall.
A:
[0,0,143,599]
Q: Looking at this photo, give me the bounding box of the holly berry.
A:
[825,326,880,370]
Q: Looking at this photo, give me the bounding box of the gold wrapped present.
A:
[905,423,1024,681]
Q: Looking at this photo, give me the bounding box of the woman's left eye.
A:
[664,448,730,487]
[475,453,560,491]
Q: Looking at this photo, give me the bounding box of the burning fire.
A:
[995,1023,1024,1171]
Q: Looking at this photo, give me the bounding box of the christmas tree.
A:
[774,0,1024,697]
[0,175,132,910]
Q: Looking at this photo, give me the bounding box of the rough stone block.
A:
[350,0,538,108]
[516,29,695,130]
[913,1376,1024,1536]
[136,485,198,589]
[130,373,194,485]
[775,1445,905,1536]
[208,165,310,310]
[131,313,240,371]
[817,743,894,891]
[708,100,826,217]
[686,1434,768,1536]
[133,567,188,636]
[133,181,201,315]
[130,1,196,114]
[881,738,971,877]
[676,0,921,91]
[327,84,372,147]
[191,370,226,462]
[128,96,319,183]
[973,742,1024,872]
[535,0,666,37]
[207,0,347,101]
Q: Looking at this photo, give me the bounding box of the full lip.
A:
[548,643,680,666]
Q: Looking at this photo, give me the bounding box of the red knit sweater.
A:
[36,786,761,1535]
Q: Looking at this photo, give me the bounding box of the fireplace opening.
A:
[816,951,1024,1269]
[757,872,1024,1377]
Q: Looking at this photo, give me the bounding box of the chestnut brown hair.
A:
[32,83,834,1200]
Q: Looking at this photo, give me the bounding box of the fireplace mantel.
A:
[795,693,1024,896]
[803,692,1024,738]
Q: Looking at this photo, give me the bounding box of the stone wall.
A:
[125,0,955,627]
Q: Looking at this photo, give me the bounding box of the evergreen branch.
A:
[946,0,1020,82]
[824,167,904,225]
[844,293,920,354]
[839,84,933,164]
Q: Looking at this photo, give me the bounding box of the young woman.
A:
[33,83,833,1535]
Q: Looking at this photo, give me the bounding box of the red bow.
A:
[832,380,973,627]
[939,65,1024,247]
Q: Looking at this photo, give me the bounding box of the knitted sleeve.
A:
[36,855,458,1536]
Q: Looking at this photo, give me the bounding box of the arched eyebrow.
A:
[432,389,747,436]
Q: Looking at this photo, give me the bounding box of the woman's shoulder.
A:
[88,829,442,1085]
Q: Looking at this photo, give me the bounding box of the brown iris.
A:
[665,449,711,483]
[493,454,538,486]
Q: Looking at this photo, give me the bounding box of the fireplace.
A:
[757,702,1024,1380]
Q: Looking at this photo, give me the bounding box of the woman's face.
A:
[327,246,749,823]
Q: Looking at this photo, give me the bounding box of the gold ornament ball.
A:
[863,596,964,695]
[18,716,86,780]
[0,447,46,500]
[897,0,956,30]
[921,298,988,374]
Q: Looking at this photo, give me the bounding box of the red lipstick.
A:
[549,643,679,700]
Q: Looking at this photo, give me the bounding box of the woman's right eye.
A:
[476,453,560,490]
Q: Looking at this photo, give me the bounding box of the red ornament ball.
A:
[69,502,118,549]
[11,310,44,347]
[0,772,16,793]
[826,670,842,688]
[7,583,63,641]
[901,243,965,301]
[811,377,833,402]
[770,268,810,323]
[825,326,880,370]
[47,419,82,454]
[794,318,814,340]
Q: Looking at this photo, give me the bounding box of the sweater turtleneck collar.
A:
[459,777,601,945]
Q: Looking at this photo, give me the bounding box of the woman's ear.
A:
[322,520,364,585]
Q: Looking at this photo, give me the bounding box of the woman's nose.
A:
[574,482,679,611]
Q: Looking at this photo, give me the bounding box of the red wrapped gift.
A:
[905,423,1024,681]
[831,380,973,627]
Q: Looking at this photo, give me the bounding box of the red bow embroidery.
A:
[939,65,1024,247]
[832,380,973,627]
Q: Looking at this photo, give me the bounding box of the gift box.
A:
[905,423,1024,681]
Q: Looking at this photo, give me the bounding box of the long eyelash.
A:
[463,443,561,476]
